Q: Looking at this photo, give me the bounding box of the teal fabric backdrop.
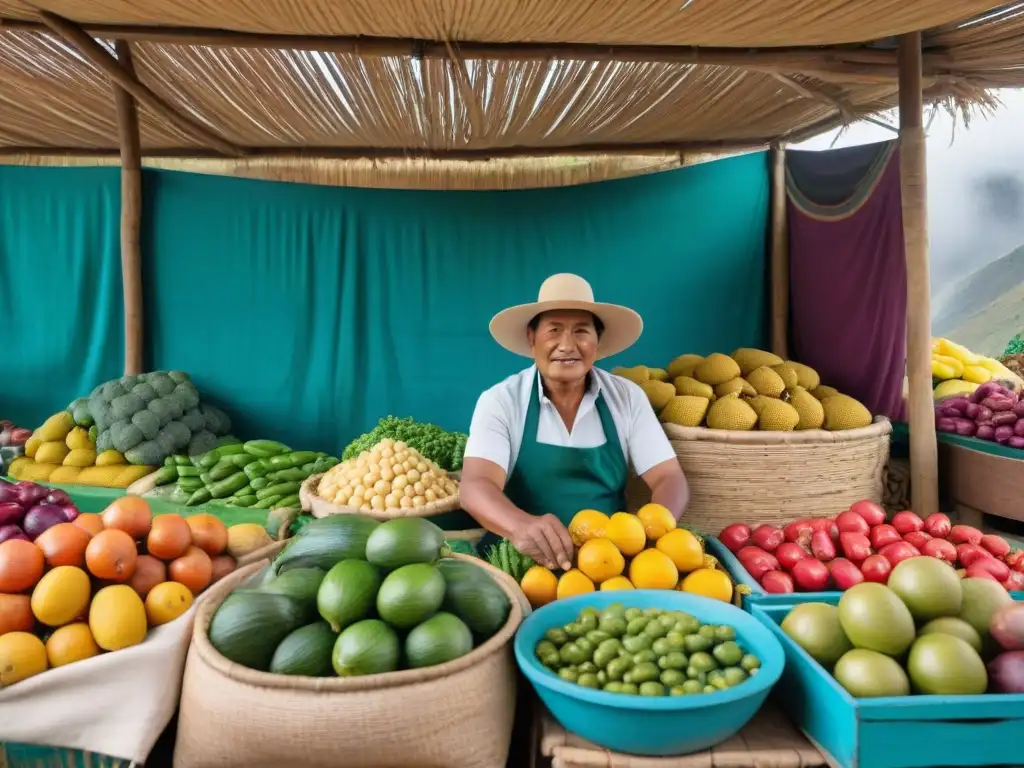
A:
[0,167,123,429]
[143,152,769,454]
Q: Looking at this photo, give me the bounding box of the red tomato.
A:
[775,542,809,571]
[835,511,870,535]
[950,525,983,546]
[760,570,795,594]
[860,554,892,584]
[810,530,836,562]
[879,541,921,567]
[980,534,1011,559]
[791,558,831,591]
[891,511,925,535]
[809,518,840,541]
[750,524,784,553]
[829,558,865,590]
[969,557,1011,582]
[783,520,814,543]
[903,531,933,551]
[718,523,751,553]
[849,500,886,527]
[737,546,780,581]
[869,524,902,550]
[957,543,992,568]
[839,532,872,564]
[922,513,952,539]
[921,538,957,564]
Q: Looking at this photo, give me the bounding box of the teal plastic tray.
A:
[752,594,1024,768]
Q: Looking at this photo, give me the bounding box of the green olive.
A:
[577,672,601,689]
[712,676,729,691]
[669,685,688,696]
[598,616,627,637]
[707,669,725,686]
[639,681,666,696]
[657,651,689,670]
[579,613,598,632]
[643,607,662,618]
[578,661,598,674]
[619,682,639,695]
[651,638,673,657]
[539,650,561,668]
[626,617,650,635]
[606,656,632,681]
[674,613,701,634]
[682,679,704,694]
[560,642,587,665]
[622,634,653,653]
[624,608,643,621]
[698,625,717,641]
[714,625,736,643]
[689,651,717,673]
[558,666,579,682]
[535,640,557,658]
[741,654,762,672]
[544,628,568,645]
[565,622,585,638]
[628,662,661,684]
[603,681,624,693]
[580,606,600,619]
[724,667,749,687]
[684,634,713,653]
[658,614,677,629]
[603,602,626,618]
[703,685,716,694]
[586,629,612,645]
[593,645,619,669]
[632,650,656,665]
[665,632,687,651]
[574,637,595,657]
[660,669,686,687]
[713,641,743,667]
[643,621,668,639]
[686,669,707,685]
[597,670,607,685]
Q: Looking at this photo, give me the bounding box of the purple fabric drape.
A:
[787,141,907,421]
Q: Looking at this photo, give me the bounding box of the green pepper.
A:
[186,488,212,506]
[208,460,239,481]
[173,454,191,466]
[288,451,319,466]
[177,465,200,478]
[250,477,270,491]
[210,471,250,499]
[256,481,300,500]
[217,443,245,457]
[199,472,213,486]
[267,453,297,470]
[243,462,270,482]
[243,440,291,458]
[230,453,258,468]
[163,455,175,466]
[232,484,253,498]
[198,450,221,469]
[267,468,308,482]
[176,477,204,492]
[231,495,258,508]
[252,494,284,509]
[152,465,179,486]
[302,462,317,473]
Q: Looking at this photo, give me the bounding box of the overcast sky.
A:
[793,88,1024,297]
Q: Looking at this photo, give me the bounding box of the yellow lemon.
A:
[568,510,610,547]
[0,632,48,687]
[45,623,100,668]
[603,513,646,556]
[680,568,734,602]
[600,576,635,591]
[628,549,679,590]
[556,569,595,599]
[636,503,676,540]
[576,537,625,584]
[145,581,195,627]
[520,565,558,609]
[655,528,705,573]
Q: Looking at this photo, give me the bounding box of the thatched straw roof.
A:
[0,2,1022,187]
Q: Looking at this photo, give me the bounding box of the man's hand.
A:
[510,513,574,572]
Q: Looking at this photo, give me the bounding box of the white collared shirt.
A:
[464,365,676,478]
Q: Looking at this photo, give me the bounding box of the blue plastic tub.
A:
[752,593,1024,768]
[514,589,785,756]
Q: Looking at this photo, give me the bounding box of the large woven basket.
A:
[627,417,891,532]
[173,554,525,768]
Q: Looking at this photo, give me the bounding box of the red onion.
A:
[1014,420,1024,438]
[942,397,971,414]
[992,412,1018,427]
[0,524,28,543]
[59,503,80,522]
[989,651,1024,693]
[976,425,996,441]
[0,502,25,526]
[1010,436,1024,450]
[937,417,959,434]
[996,425,1015,445]
[983,396,1016,413]
[44,489,71,506]
[1014,401,1024,419]
[22,503,66,539]
[13,481,48,508]
[0,483,19,505]
[954,418,977,436]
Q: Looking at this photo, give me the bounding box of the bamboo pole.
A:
[898,32,939,516]
[769,144,789,358]
[114,40,144,376]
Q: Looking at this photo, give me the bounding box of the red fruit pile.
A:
[717,500,1024,594]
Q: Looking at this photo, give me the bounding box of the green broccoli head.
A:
[125,440,166,466]
[110,392,145,422]
[173,382,200,411]
[148,373,176,397]
[131,409,161,440]
[131,382,157,404]
[182,408,206,433]
[200,404,231,436]
[110,420,144,453]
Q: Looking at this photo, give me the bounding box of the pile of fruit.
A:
[152,438,338,508]
[934,381,1024,449]
[0,496,255,687]
[534,603,761,697]
[208,516,511,676]
[781,558,1023,696]
[613,348,873,432]
[719,500,1024,594]
[315,439,458,513]
[931,337,1022,402]
[514,505,734,609]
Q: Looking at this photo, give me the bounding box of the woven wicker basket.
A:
[300,472,461,521]
[174,554,524,768]
[627,417,891,532]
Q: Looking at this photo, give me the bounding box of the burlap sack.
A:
[174,554,525,768]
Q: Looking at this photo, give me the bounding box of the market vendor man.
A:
[461,273,689,571]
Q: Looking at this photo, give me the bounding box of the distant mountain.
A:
[933,243,1024,356]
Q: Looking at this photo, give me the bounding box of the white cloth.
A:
[465,365,675,478]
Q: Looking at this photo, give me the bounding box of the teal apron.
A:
[480,374,628,551]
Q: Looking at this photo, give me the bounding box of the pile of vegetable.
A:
[207,515,511,677]
[719,501,1024,594]
[343,416,468,472]
[535,602,761,697]
[935,381,1024,449]
[153,438,338,508]
[781,559,1020,697]
[932,337,1022,402]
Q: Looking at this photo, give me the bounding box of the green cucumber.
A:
[288,451,320,466]
[187,488,212,506]
[152,465,179,486]
[256,481,300,500]
[199,450,222,469]
[173,454,191,466]
[231,495,258,508]
[244,440,291,458]
[231,453,258,468]
[209,461,238,481]
[276,493,300,509]
[244,461,270,481]
[232,484,253,497]
[163,455,176,466]
[267,453,297,470]
[199,472,213,486]
[251,477,270,490]
[252,495,284,509]
[177,477,204,492]
[268,468,308,483]
[302,462,317,473]
[217,443,245,457]
[210,471,249,499]
[177,465,200,478]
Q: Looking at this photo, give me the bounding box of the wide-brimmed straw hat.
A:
[489,273,643,360]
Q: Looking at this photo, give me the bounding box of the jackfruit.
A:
[746,395,771,416]
[694,353,741,386]
[715,378,756,398]
[612,366,650,385]
[666,354,704,379]
[640,380,676,411]
[821,395,873,431]
[810,385,841,400]
[771,363,799,390]
[786,361,821,391]
[705,393,758,431]
[674,376,714,400]
[757,399,800,431]
[746,366,786,397]
[647,368,669,382]
[36,411,74,442]
[731,348,783,376]
[660,396,710,427]
[788,387,825,430]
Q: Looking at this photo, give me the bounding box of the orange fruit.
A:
[599,576,635,591]
[655,528,704,573]
[0,632,48,686]
[185,514,228,557]
[0,593,34,634]
[145,581,194,626]
[129,555,167,599]
[603,513,646,556]
[34,523,92,568]
[568,510,610,547]
[169,546,213,595]
[72,513,104,536]
[628,548,679,590]
[556,569,595,599]
[210,554,237,584]
[520,565,558,609]
[0,539,45,593]
[576,538,625,584]
[45,622,100,668]
[85,529,138,582]
[636,503,676,540]
[679,568,733,602]
[147,515,192,561]
[101,495,153,540]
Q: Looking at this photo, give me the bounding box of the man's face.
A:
[528,310,599,385]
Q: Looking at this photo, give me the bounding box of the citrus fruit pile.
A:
[0,495,238,688]
[519,505,734,608]
[535,602,761,696]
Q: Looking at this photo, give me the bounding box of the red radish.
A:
[902,531,933,551]
[829,558,865,590]
[790,558,831,591]
[860,554,892,584]
[879,541,920,567]
[990,603,1024,650]
[775,542,809,571]
[718,524,751,553]
[783,520,814,543]
[750,524,784,553]
[810,530,836,562]
[809,518,840,541]
[760,570,794,594]
[869,524,902,550]
[849,500,886,527]
[969,557,1010,582]
[835,511,870,535]
[922,538,957,564]
[922,513,952,538]
[891,511,924,535]
[950,525,983,546]
[1007,550,1024,573]
[956,543,991,568]
[839,532,872,564]
[965,564,1000,582]
[980,534,1011,558]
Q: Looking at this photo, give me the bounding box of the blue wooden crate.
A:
[751,593,1024,768]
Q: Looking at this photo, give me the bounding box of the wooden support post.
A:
[770,144,789,358]
[114,40,143,376]
[898,32,939,516]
